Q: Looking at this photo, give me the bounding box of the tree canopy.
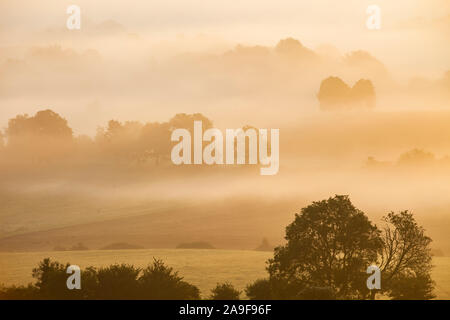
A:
[317,77,376,110]
[253,195,435,300]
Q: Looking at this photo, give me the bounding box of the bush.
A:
[0,258,200,300]
[388,272,435,300]
[95,264,141,299]
[245,278,304,300]
[0,284,39,300]
[246,279,273,300]
[210,282,240,300]
[138,259,200,299]
[32,258,81,299]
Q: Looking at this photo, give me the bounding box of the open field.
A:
[0,249,449,299]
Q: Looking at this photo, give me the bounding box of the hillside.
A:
[0,198,299,252]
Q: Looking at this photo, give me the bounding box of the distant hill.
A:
[0,198,294,252]
[53,242,89,251]
[100,242,143,250]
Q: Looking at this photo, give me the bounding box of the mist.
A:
[0,0,449,257]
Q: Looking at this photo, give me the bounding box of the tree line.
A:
[0,109,265,167]
[0,195,435,300]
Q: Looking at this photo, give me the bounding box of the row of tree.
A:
[0,195,434,300]
[1,109,271,166]
[0,110,213,165]
[0,258,241,300]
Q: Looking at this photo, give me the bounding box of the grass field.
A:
[0,249,449,299]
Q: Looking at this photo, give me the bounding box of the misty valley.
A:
[0,0,449,302]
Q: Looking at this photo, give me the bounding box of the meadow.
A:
[0,249,449,299]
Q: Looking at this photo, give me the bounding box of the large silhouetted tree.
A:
[256,195,435,300]
[267,195,381,299]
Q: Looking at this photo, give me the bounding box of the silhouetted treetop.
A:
[250,195,435,300]
[317,77,376,110]
[210,282,240,300]
[1,258,200,300]
[275,38,317,60]
[268,195,381,299]
[7,109,72,140]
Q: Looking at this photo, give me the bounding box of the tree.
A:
[31,258,80,299]
[0,284,38,300]
[95,264,141,299]
[351,79,375,108]
[95,120,143,160]
[7,109,72,139]
[168,113,213,164]
[317,77,352,110]
[138,259,200,299]
[388,272,435,300]
[397,149,435,167]
[318,77,376,110]
[246,279,273,300]
[376,211,435,299]
[139,122,171,164]
[168,113,213,133]
[245,277,304,300]
[210,282,240,300]
[0,130,4,149]
[267,195,382,299]
[343,50,389,81]
[261,196,435,300]
[275,38,317,61]
[5,110,73,162]
[1,258,201,300]
[255,238,273,251]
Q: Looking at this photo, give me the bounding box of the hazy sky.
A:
[0,1,450,256]
[1,0,449,77]
[0,0,449,136]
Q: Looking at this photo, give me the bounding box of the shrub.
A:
[210,282,240,300]
[138,259,200,299]
[0,258,200,300]
[95,264,141,299]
